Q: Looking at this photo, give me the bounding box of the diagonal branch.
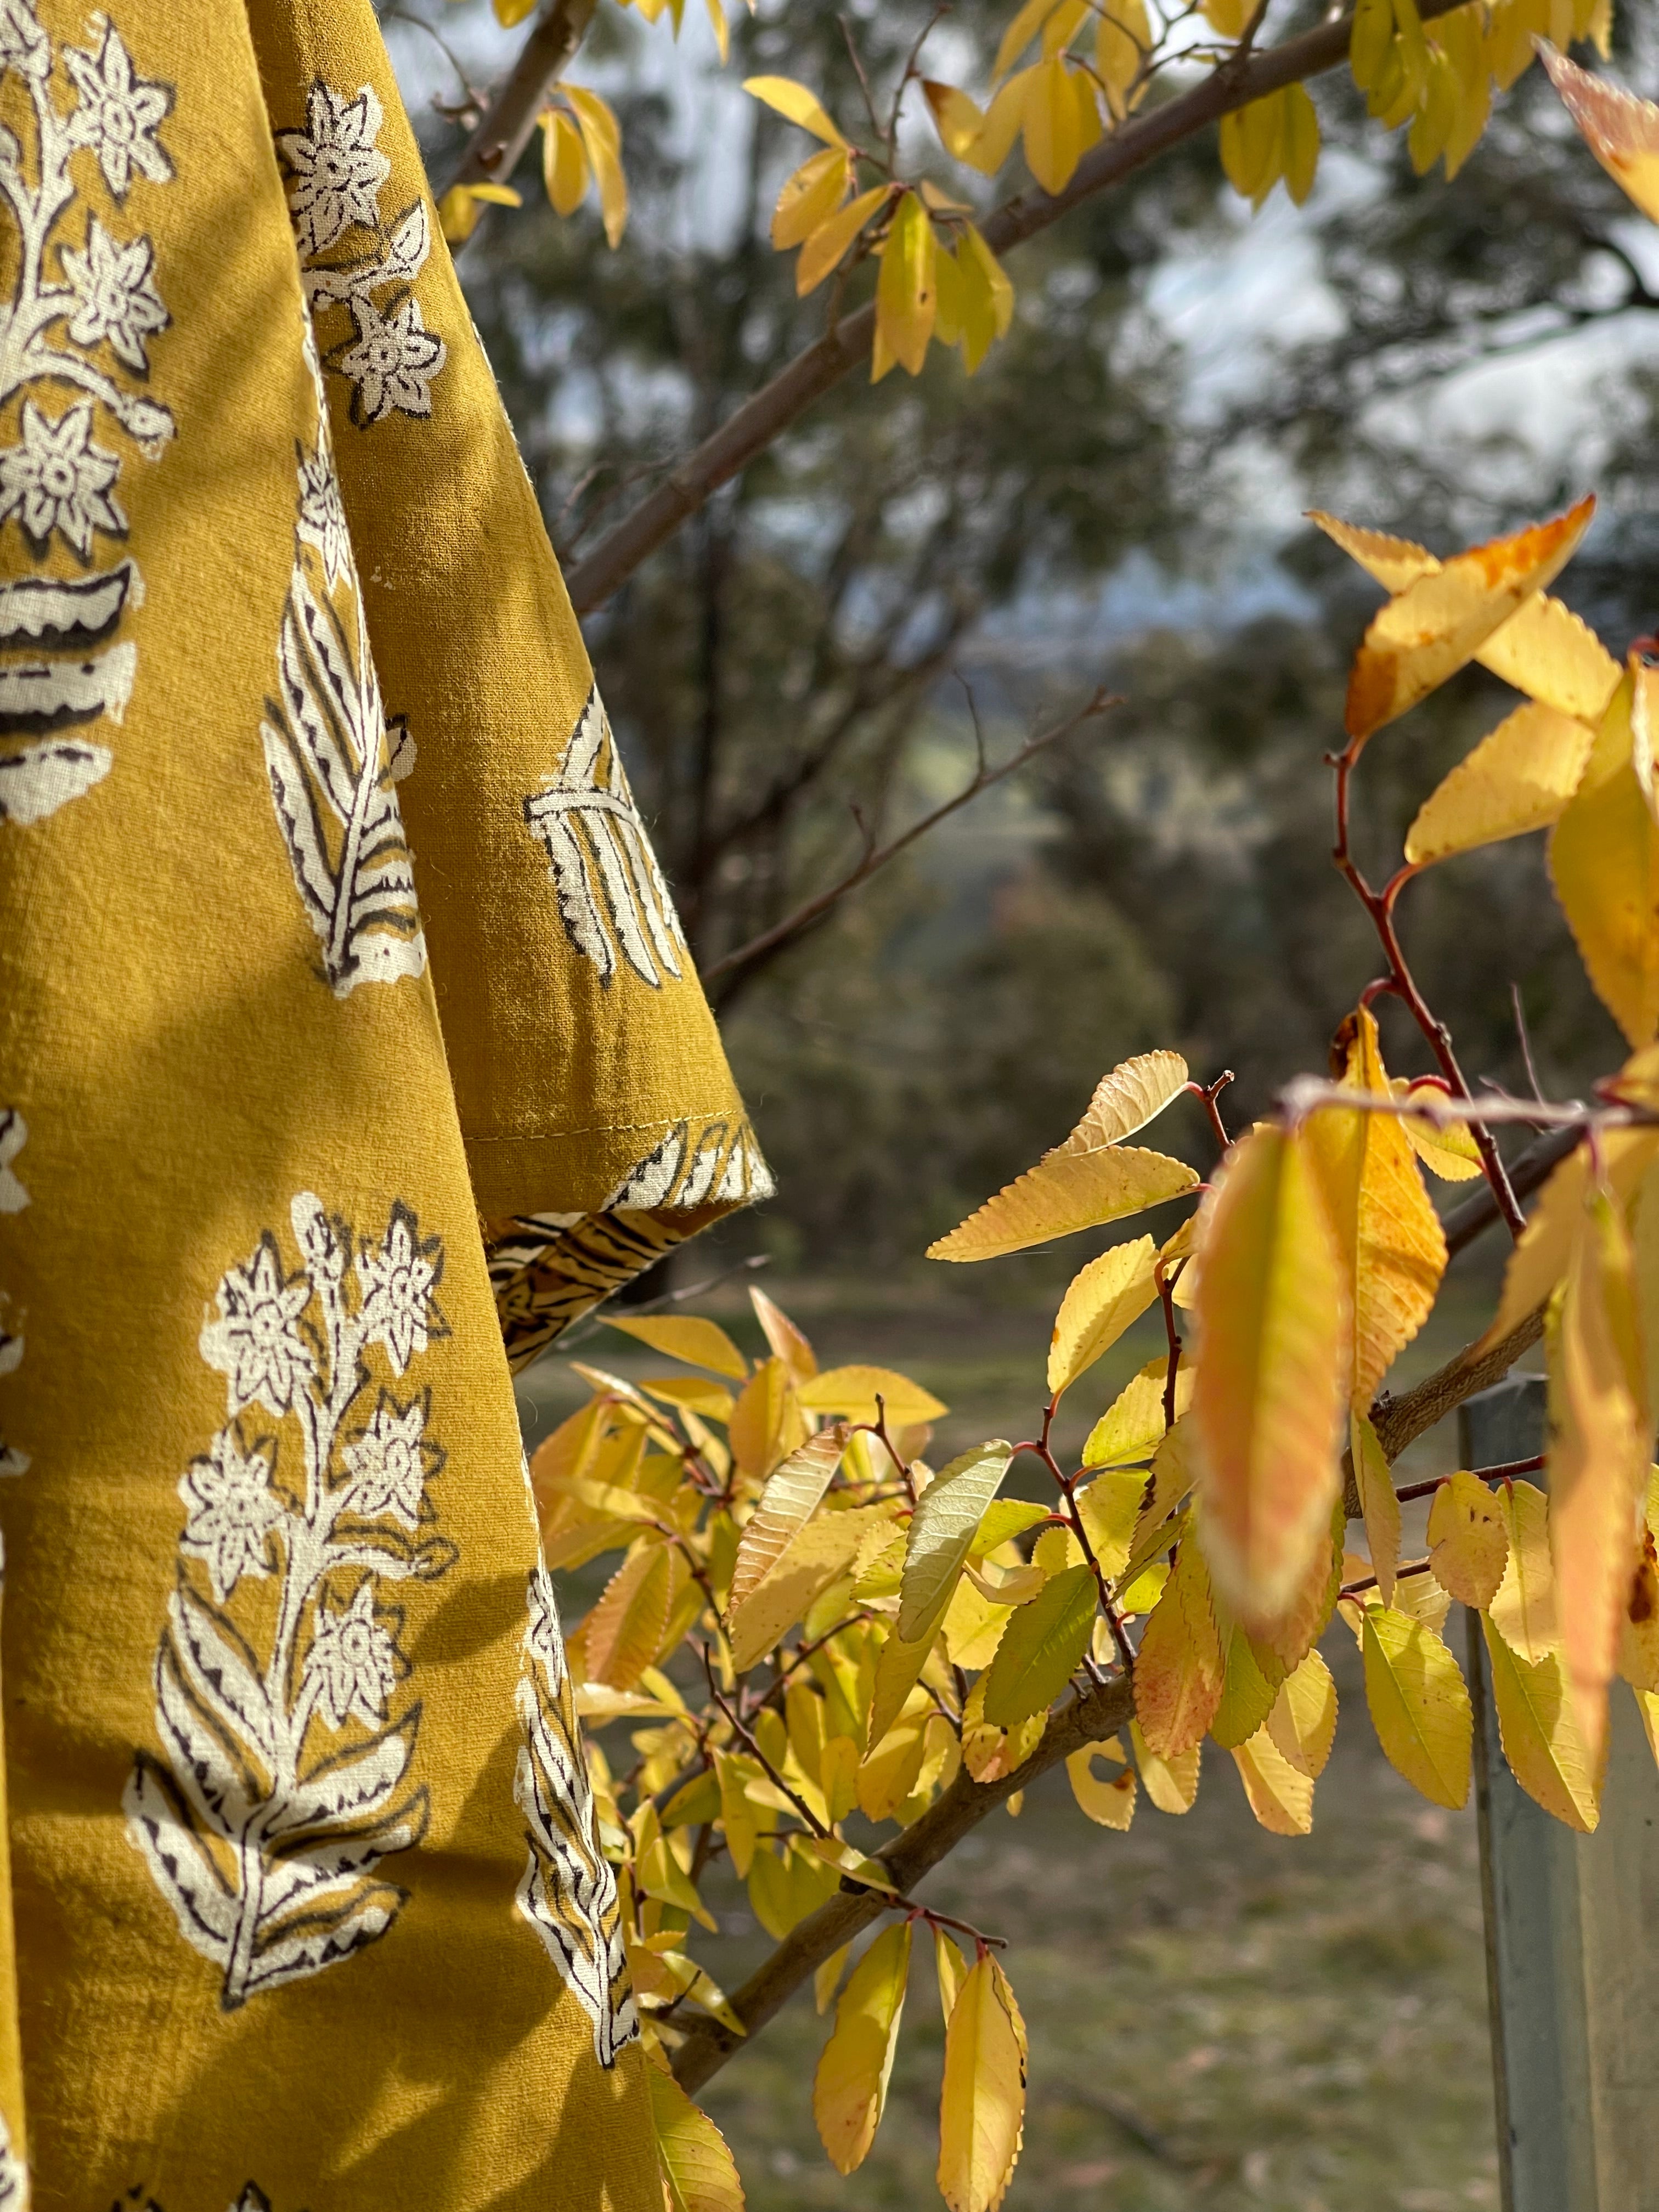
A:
[562,0,1477,613]
[444,0,597,227]
[670,1670,1134,2093]
[703,687,1116,1002]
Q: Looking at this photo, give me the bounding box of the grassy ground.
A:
[520,1244,1517,2211]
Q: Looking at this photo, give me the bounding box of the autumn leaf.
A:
[900,1442,1015,1640]
[955,225,1015,373]
[772,145,853,249]
[751,1284,817,1386]
[1488,1479,1557,1661]
[565,86,627,246]
[1350,1407,1402,1609]
[1543,45,1659,225]
[1129,1717,1200,1812]
[1191,1121,1348,1623]
[542,109,588,215]
[795,185,891,295]
[1082,1356,1192,1470]
[606,1313,747,1379]
[1063,1050,1190,1149]
[727,1357,809,1483]
[744,73,848,147]
[1342,498,1595,743]
[1551,665,1659,1047]
[797,1365,947,1426]
[1390,1078,1483,1182]
[1231,1726,1314,1835]
[1133,1536,1224,1757]
[585,1539,676,1688]
[1046,1237,1158,1398]
[1361,1604,1471,1809]
[1405,700,1595,866]
[1482,1613,1599,1831]
[727,1508,879,1673]
[938,1956,1028,2212]
[873,191,937,382]
[983,1563,1097,1726]
[1427,1471,1509,1609]
[727,1425,847,1614]
[813,1920,911,2174]
[1548,1181,1650,1764]
[1209,1606,1281,1751]
[648,2059,746,2212]
[1266,1648,1339,1778]
[1482,1122,1659,1349]
[929,1144,1197,1263]
[925,78,989,160]
[1066,1741,1137,1829]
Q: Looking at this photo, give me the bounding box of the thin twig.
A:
[1512,981,1548,1107]
[1393,1454,1543,1505]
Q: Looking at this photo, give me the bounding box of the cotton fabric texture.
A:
[0,0,767,2200]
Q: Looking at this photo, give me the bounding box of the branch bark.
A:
[562,0,1475,613]
[445,0,597,215]
[670,1671,1134,2094]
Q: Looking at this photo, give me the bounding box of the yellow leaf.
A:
[900,1443,1014,1641]
[816,1943,851,2015]
[565,85,628,246]
[1081,1357,1193,1469]
[493,0,538,21]
[856,1690,931,1817]
[1231,1726,1315,1834]
[727,1507,881,1673]
[1209,1605,1280,1750]
[1074,1468,1145,1581]
[1345,498,1596,743]
[1251,1508,1341,1677]
[1483,1613,1599,1830]
[648,2061,746,2212]
[1132,1536,1224,1757]
[1041,0,1090,58]
[814,1921,912,2174]
[1022,56,1082,193]
[1283,81,1320,203]
[1220,91,1285,206]
[935,1926,969,2024]
[703,0,729,65]
[1406,699,1594,867]
[1542,46,1659,225]
[727,1425,847,1613]
[1201,0,1252,32]
[541,109,590,215]
[1551,667,1659,1046]
[1386,1077,1484,1181]
[1350,0,1395,91]
[938,1956,1028,2212]
[1548,1180,1650,1764]
[1482,1121,1658,1348]
[1266,1647,1339,1777]
[795,185,890,295]
[1067,1743,1137,1829]
[1096,0,1150,114]
[983,1563,1097,1725]
[955,224,1014,374]
[1191,1122,1348,1623]
[1361,1605,1471,1808]
[1124,1413,1194,1573]
[714,1750,760,1876]
[1348,1409,1400,1611]
[727,1358,808,1483]
[935,240,966,348]
[1309,1007,1447,1407]
[606,1312,746,1379]
[994,0,1065,81]
[925,79,988,160]
[1427,1471,1510,1608]
[930,1146,1197,1263]
[873,191,937,381]
[437,185,486,245]
[961,1671,1046,1784]
[797,1364,947,1425]
[1129,1717,1200,1812]
[772,145,853,250]
[750,1284,817,1387]
[962,70,1035,177]
[1062,1051,1190,1152]
[1489,1478,1556,1661]
[585,1539,676,1688]
[743,72,848,148]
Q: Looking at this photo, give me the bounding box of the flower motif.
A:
[296,439,350,590]
[290,1189,347,1286]
[331,293,445,426]
[199,1232,315,1418]
[0,399,124,556]
[179,1428,286,1601]
[357,1204,442,1377]
[59,216,167,371]
[64,21,173,200]
[0,0,49,81]
[303,1579,402,1730]
[341,1393,440,1529]
[276,81,389,258]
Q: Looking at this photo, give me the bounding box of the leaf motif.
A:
[813,1920,912,2174]
[261,559,424,997]
[1342,498,1595,742]
[1361,1605,1471,1809]
[929,1146,1197,1262]
[268,1712,417,1835]
[938,1956,1027,2212]
[0,735,111,823]
[122,1755,238,1956]
[241,1884,403,2000]
[170,1579,276,1763]
[729,1426,847,1613]
[1406,699,1595,866]
[154,1632,259,1841]
[1191,1122,1348,1624]
[523,685,685,990]
[649,2059,747,2212]
[982,1564,1096,1726]
[1047,1236,1158,1397]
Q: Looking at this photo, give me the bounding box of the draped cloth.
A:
[0,0,767,2199]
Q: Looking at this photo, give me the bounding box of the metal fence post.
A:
[1460,1374,1659,2212]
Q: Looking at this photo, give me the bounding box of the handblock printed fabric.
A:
[0,0,766,2200]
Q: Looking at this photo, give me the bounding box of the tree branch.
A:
[444,0,597,224]
[562,0,1476,613]
[702,687,1115,1000]
[670,1671,1134,2093]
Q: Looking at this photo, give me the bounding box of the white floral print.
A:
[198,1232,315,1419]
[273,77,447,429]
[296,435,349,590]
[303,1578,403,1730]
[275,81,389,258]
[60,217,167,369]
[0,2110,26,2211]
[0,1109,26,1481]
[63,19,172,198]
[0,0,174,827]
[127,1192,457,2010]
[178,1430,285,1603]
[0,398,123,557]
[333,292,443,425]
[342,1393,436,1528]
[515,1565,637,2068]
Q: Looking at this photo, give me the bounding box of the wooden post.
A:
[1461,1374,1659,2212]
